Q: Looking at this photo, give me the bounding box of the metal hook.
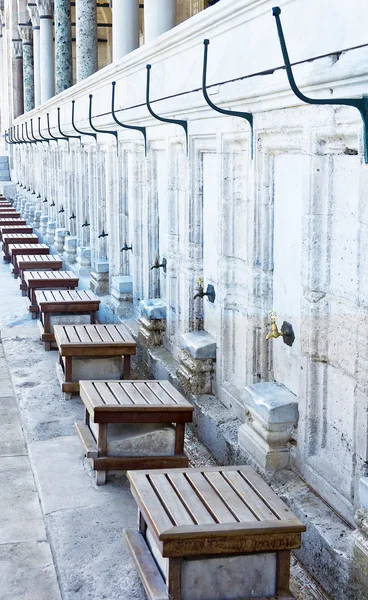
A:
[71,100,96,140]
[272,6,368,163]
[24,122,36,144]
[30,119,42,143]
[203,39,253,158]
[89,94,118,144]
[5,130,15,145]
[47,113,64,142]
[15,125,24,144]
[12,127,20,144]
[146,64,188,155]
[57,107,80,142]
[38,117,52,143]
[111,81,147,155]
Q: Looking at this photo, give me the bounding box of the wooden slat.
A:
[167,472,215,525]
[146,382,179,406]
[134,382,165,405]
[93,382,120,405]
[130,473,174,537]
[184,472,238,524]
[106,382,135,405]
[96,325,114,343]
[76,326,92,343]
[149,474,194,526]
[66,326,81,344]
[159,380,190,405]
[120,383,150,405]
[85,326,104,343]
[222,470,277,521]
[124,530,168,600]
[204,471,258,522]
[238,467,295,521]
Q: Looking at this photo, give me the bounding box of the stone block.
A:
[89,420,176,457]
[33,210,41,228]
[40,215,49,236]
[54,227,66,253]
[138,315,166,347]
[46,220,56,245]
[139,298,167,320]
[238,382,299,471]
[180,330,216,359]
[90,270,109,296]
[360,477,368,509]
[63,236,77,265]
[59,355,123,383]
[111,275,133,295]
[75,246,91,276]
[177,349,215,395]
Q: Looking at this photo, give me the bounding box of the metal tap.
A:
[69,212,76,220]
[81,219,90,227]
[266,311,284,341]
[37,194,41,199]
[50,201,55,207]
[150,254,167,273]
[193,277,216,303]
[98,228,108,239]
[266,310,295,347]
[42,198,48,203]
[121,240,132,252]
[58,206,65,213]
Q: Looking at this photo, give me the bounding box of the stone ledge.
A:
[245,382,299,425]
[180,330,216,359]
[139,298,166,320]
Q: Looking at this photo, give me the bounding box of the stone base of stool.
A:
[75,421,187,483]
[55,356,124,394]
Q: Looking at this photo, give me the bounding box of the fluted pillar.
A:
[55,0,72,92]
[144,0,176,43]
[76,0,97,82]
[36,0,54,103]
[27,3,41,107]
[18,23,34,112]
[112,0,139,61]
[12,39,24,117]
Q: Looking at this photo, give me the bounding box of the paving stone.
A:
[0,541,61,600]
[0,397,26,456]
[46,499,144,600]
[28,435,122,515]
[0,455,46,543]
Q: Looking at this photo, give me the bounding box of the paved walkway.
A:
[0,256,329,599]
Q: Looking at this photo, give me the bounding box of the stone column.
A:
[27,3,41,107]
[12,39,24,117]
[144,0,176,43]
[18,24,34,112]
[54,0,72,92]
[112,0,139,61]
[36,0,54,103]
[76,0,97,82]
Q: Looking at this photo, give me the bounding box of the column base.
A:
[89,260,109,296]
[54,227,66,254]
[176,331,216,395]
[63,236,77,265]
[105,275,133,319]
[75,246,91,276]
[46,220,56,246]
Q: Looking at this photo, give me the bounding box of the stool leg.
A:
[123,355,131,379]
[276,550,291,596]
[96,423,107,486]
[174,423,185,455]
[167,558,182,600]
[90,311,96,324]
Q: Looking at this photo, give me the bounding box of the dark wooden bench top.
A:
[128,465,306,558]
[0,212,21,218]
[24,270,79,287]
[10,244,50,257]
[3,233,38,244]
[0,225,33,236]
[35,289,100,311]
[0,218,26,226]
[17,254,62,270]
[80,380,193,423]
[54,323,136,356]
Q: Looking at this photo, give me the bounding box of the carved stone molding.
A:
[27,3,40,28]
[12,38,23,59]
[18,23,33,44]
[36,0,53,17]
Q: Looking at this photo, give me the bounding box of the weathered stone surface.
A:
[180,330,216,359]
[177,348,214,395]
[89,420,176,456]
[0,397,26,456]
[245,382,299,425]
[138,315,166,347]
[139,298,166,320]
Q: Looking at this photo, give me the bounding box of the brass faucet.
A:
[266,311,285,341]
[193,277,204,300]
[193,277,216,303]
[150,254,167,273]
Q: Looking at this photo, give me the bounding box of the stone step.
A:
[0,156,9,164]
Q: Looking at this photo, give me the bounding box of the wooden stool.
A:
[125,465,306,600]
[0,218,27,227]
[18,255,63,288]
[54,323,136,394]
[0,224,33,240]
[10,244,50,277]
[35,289,100,350]
[2,233,39,261]
[76,380,193,484]
[24,271,79,317]
[0,211,20,218]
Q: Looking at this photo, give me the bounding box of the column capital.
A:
[36,0,54,18]
[12,38,23,59]
[18,23,33,44]
[27,3,40,28]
